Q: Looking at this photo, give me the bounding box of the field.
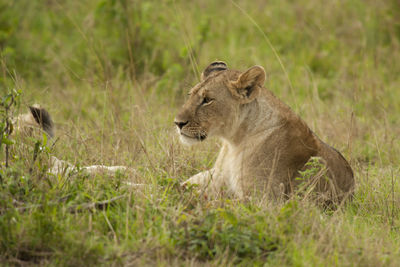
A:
[1,0,400,265]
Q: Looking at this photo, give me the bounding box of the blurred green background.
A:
[1,0,399,164]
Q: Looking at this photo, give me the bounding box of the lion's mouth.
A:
[180,132,207,142]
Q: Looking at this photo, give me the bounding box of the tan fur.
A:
[175,62,354,203]
[12,104,46,138]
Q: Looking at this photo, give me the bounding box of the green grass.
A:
[1,0,400,265]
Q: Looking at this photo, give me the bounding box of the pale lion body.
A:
[175,62,354,203]
[11,105,128,177]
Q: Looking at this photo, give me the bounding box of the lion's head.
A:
[11,105,54,139]
[175,61,266,145]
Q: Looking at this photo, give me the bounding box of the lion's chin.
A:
[177,130,208,145]
[179,134,202,146]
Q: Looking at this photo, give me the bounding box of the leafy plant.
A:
[0,88,19,169]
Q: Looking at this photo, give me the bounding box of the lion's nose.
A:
[174,120,188,129]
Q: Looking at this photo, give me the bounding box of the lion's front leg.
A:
[181,168,226,195]
[182,145,227,195]
[181,168,215,187]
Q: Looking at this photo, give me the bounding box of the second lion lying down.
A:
[175,61,354,203]
[13,105,128,177]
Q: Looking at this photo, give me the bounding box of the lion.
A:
[11,105,128,176]
[175,61,354,203]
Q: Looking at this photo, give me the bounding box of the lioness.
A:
[175,61,354,203]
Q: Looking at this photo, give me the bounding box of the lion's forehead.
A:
[188,70,235,95]
[190,81,229,99]
[188,84,202,95]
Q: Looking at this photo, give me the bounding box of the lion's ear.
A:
[230,65,266,104]
[201,61,228,80]
[29,105,54,138]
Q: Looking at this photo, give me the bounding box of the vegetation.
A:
[1,0,399,265]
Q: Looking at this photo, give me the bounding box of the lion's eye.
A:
[201,97,213,105]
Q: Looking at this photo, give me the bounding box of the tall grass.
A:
[0,0,400,265]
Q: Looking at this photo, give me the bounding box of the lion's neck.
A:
[222,97,282,148]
